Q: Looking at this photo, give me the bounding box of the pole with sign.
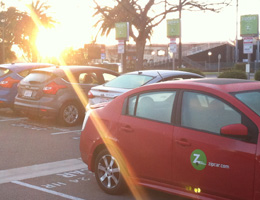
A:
[115,22,129,73]
[169,38,177,70]
[241,14,259,77]
[167,19,180,70]
[218,54,221,75]
[100,45,106,62]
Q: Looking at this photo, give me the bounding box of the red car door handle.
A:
[120,125,133,132]
[176,139,191,147]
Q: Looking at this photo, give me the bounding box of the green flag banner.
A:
[115,22,129,40]
[241,15,259,37]
[167,19,180,38]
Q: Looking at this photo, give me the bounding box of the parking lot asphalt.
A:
[0,108,188,200]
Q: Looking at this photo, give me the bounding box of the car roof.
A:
[0,63,54,72]
[124,69,203,78]
[31,65,119,76]
[125,78,260,95]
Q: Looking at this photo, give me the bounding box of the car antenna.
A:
[157,71,163,80]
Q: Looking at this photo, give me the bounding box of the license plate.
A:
[99,98,110,103]
[24,90,33,97]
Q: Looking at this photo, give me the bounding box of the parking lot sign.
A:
[115,22,129,40]
[243,37,254,54]
[241,15,259,37]
[169,38,177,53]
[167,19,180,38]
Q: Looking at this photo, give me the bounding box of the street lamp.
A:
[208,51,212,70]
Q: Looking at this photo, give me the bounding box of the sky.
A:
[3,0,260,51]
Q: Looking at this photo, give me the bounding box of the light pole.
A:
[208,51,212,70]
[235,0,239,63]
[178,0,182,68]
[1,18,5,64]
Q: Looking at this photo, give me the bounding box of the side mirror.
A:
[221,124,248,136]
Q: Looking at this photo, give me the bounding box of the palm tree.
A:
[15,0,56,62]
[93,0,231,71]
[0,4,21,63]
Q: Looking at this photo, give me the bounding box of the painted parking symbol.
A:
[190,149,207,170]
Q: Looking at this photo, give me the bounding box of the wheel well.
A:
[61,100,81,108]
[91,144,107,171]
[59,100,84,115]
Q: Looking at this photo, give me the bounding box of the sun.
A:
[36,26,68,59]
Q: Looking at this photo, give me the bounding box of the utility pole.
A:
[1,18,5,64]
[178,0,182,68]
[235,0,239,63]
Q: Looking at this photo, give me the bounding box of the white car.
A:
[87,70,204,107]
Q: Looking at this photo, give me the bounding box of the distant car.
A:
[88,70,204,106]
[80,78,260,199]
[0,63,54,110]
[14,65,118,126]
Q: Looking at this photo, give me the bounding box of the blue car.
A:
[0,63,54,110]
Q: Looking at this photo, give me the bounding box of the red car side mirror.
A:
[221,124,248,136]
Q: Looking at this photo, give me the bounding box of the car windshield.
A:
[22,72,53,84]
[0,68,10,77]
[234,90,260,116]
[104,74,154,89]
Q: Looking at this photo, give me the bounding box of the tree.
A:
[0,3,21,63]
[14,0,56,62]
[92,0,231,70]
[61,47,88,65]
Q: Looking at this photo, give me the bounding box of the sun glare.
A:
[36,27,67,59]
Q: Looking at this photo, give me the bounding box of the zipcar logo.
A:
[190,149,207,170]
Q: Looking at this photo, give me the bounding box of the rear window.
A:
[104,74,154,89]
[22,72,53,83]
[234,90,260,116]
[0,68,10,77]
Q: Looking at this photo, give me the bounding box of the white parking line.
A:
[51,130,81,135]
[12,181,85,200]
[0,158,87,184]
[0,117,27,122]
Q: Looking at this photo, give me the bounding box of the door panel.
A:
[118,115,174,183]
[172,91,257,199]
[117,90,177,182]
[172,127,256,200]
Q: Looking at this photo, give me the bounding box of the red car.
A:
[80,78,260,200]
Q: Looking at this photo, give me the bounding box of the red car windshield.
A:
[234,90,260,116]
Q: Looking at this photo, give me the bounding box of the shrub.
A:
[255,70,260,81]
[234,63,246,71]
[178,68,205,77]
[218,70,247,79]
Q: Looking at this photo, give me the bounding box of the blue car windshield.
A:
[234,90,260,116]
[0,68,10,77]
[104,74,154,89]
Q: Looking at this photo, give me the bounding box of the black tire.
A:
[59,102,82,126]
[95,149,126,195]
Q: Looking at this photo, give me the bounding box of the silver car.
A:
[88,70,204,106]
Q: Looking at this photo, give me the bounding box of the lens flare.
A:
[87,110,148,199]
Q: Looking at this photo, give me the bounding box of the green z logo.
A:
[190,149,207,170]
